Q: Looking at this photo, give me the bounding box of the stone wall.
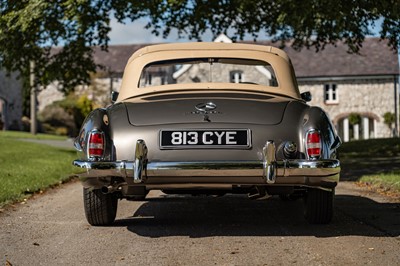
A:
[37,77,123,112]
[37,83,64,112]
[75,77,123,108]
[298,78,396,139]
[0,71,23,130]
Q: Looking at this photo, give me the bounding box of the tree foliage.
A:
[0,0,111,93]
[0,0,399,94]
[383,112,396,129]
[39,93,94,135]
[126,0,399,52]
[348,113,362,126]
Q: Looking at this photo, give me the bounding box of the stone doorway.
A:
[337,115,376,142]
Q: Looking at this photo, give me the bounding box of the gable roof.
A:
[92,38,399,78]
[92,44,147,75]
[281,38,399,78]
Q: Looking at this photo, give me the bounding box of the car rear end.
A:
[74,91,340,224]
[73,42,340,225]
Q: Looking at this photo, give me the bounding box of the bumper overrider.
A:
[73,140,340,190]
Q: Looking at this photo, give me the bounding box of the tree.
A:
[348,113,361,126]
[0,0,111,93]
[0,0,399,94]
[383,112,396,130]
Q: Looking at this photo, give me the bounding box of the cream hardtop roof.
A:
[118,42,301,101]
[127,42,291,64]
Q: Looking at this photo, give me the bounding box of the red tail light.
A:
[306,130,321,159]
[88,131,104,158]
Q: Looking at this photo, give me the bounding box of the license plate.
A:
[160,129,251,149]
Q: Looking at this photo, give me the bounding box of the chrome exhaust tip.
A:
[101,185,121,194]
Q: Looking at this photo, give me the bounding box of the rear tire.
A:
[279,194,301,201]
[83,188,118,226]
[304,188,334,224]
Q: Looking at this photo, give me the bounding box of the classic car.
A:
[73,42,341,226]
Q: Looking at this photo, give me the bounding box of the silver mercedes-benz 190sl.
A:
[73,42,341,226]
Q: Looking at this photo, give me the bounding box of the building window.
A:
[145,73,152,85]
[324,84,338,104]
[230,71,243,83]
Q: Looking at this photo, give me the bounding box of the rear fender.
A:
[302,106,341,159]
[74,108,115,161]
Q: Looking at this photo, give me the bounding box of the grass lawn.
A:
[339,138,400,195]
[359,172,400,193]
[339,138,400,158]
[0,130,68,140]
[0,134,77,207]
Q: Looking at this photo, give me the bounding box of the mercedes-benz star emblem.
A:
[195,102,217,112]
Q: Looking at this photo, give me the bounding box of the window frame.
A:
[230,70,244,83]
[324,83,339,104]
[138,57,279,88]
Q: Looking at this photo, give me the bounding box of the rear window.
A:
[139,58,278,88]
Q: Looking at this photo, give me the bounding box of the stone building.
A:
[285,40,399,141]
[0,71,23,130]
[37,44,141,111]
[34,35,399,141]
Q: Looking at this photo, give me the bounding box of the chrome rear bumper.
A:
[73,140,340,189]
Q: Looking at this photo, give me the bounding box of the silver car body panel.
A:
[73,43,341,196]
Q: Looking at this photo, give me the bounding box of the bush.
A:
[55,127,69,136]
[76,95,93,117]
[38,94,93,136]
[58,94,93,133]
[383,112,395,128]
[348,113,361,125]
[38,105,75,136]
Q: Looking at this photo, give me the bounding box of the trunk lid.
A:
[124,93,290,126]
